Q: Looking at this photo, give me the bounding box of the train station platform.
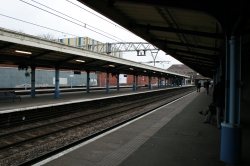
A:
[0,86,173,113]
[33,88,250,166]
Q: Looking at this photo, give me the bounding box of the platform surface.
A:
[36,88,250,166]
[0,86,166,112]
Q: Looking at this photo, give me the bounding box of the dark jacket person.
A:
[213,76,225,128]
[197,80,201,92]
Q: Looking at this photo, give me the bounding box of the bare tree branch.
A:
[37,33,55,40]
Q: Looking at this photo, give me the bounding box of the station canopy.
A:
[0,28,187,78]
[77,0,250,78]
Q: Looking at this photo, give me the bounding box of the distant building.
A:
[58,37,123,58]
[167,64,193,75]
[167,64,207,84]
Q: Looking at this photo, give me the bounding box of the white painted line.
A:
[32,90,195,166]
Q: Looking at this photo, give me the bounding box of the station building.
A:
[58,37,123,58]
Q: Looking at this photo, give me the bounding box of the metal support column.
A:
[215,68,218,84]
[54,66,60,99]
[216,67,222,84]
[86,70,90,93]
[133,74,136,91]
[136,75,138,89]
[160,76,162,88]
[149,76,152,89]
[157,77,159,88]
[117,73,120,90]
[100,72,102,87]
[158,77,160,88]
[106,71,110,94]
[213,74,216,92]
[215,70,218,84]
[30,65,36,98]
[220,36,242,164]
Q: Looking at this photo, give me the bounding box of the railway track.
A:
[0,87,195,166]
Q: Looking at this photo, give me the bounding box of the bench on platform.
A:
[0,91,21,102]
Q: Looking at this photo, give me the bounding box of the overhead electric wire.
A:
[0,14,167,68]
[1,1,164,64]
[30,0,125,42]
[0,13,152,64]
[66,0,132,34]
[20,0,121,42]
[0,13,79,38]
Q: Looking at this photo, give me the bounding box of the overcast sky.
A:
[0,0,182,69]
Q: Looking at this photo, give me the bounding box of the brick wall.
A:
[96,72,166,87]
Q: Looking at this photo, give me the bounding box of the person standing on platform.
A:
[205,80,210,95]
[213,76,225,129]
[197,80,201,92]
